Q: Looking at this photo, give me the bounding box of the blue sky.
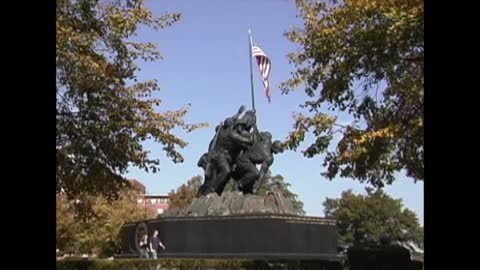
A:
[125,0,424,225]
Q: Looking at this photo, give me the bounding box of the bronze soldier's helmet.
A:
[271,140,284,154]
[259,132,272,141]
[236,110,256,130]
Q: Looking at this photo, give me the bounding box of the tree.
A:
[167,175,203,211]
[56,0,205,201]
[224,172,306,215]
[56,193,78,253]
[168,174,305,215]
[56,188,156,257]
[282,0,424,187]
[323,188,423,248]
[257,173,306,215]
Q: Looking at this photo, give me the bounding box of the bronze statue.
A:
[198,105,284,196]
[198,105,256,195]
[234,131,283,194]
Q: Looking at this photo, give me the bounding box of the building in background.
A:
[140,194,170,215]
[128,179,170,215]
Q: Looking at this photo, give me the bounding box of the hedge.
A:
[56,258,340,270]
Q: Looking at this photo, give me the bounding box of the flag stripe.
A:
[252,45,271,103]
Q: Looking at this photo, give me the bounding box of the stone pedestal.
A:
[119,192,340,262]
[119,214,340,261]
[164,191,302,217]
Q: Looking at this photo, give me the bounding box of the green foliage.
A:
[283,0,424,187]
[57,258,261,270]
[323,188,423,247]
[57,194,78,253]
[56,189,156,257]
[57,258,335,270]
[168,173,305,215]
[56,0,206,201]
[222,177,240,193]
[167,175,203,211]
[257,173,306,216]
[224,172,305,215]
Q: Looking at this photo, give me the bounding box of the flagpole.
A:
[248,29,255,111]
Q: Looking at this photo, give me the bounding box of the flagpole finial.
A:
[248,29,251,35]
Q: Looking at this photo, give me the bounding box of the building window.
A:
[158,198,169,204]
[137,199,143,204]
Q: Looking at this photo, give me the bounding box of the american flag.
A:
[252,45,272,103]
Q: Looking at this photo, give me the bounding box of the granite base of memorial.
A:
[117,192,342,264]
